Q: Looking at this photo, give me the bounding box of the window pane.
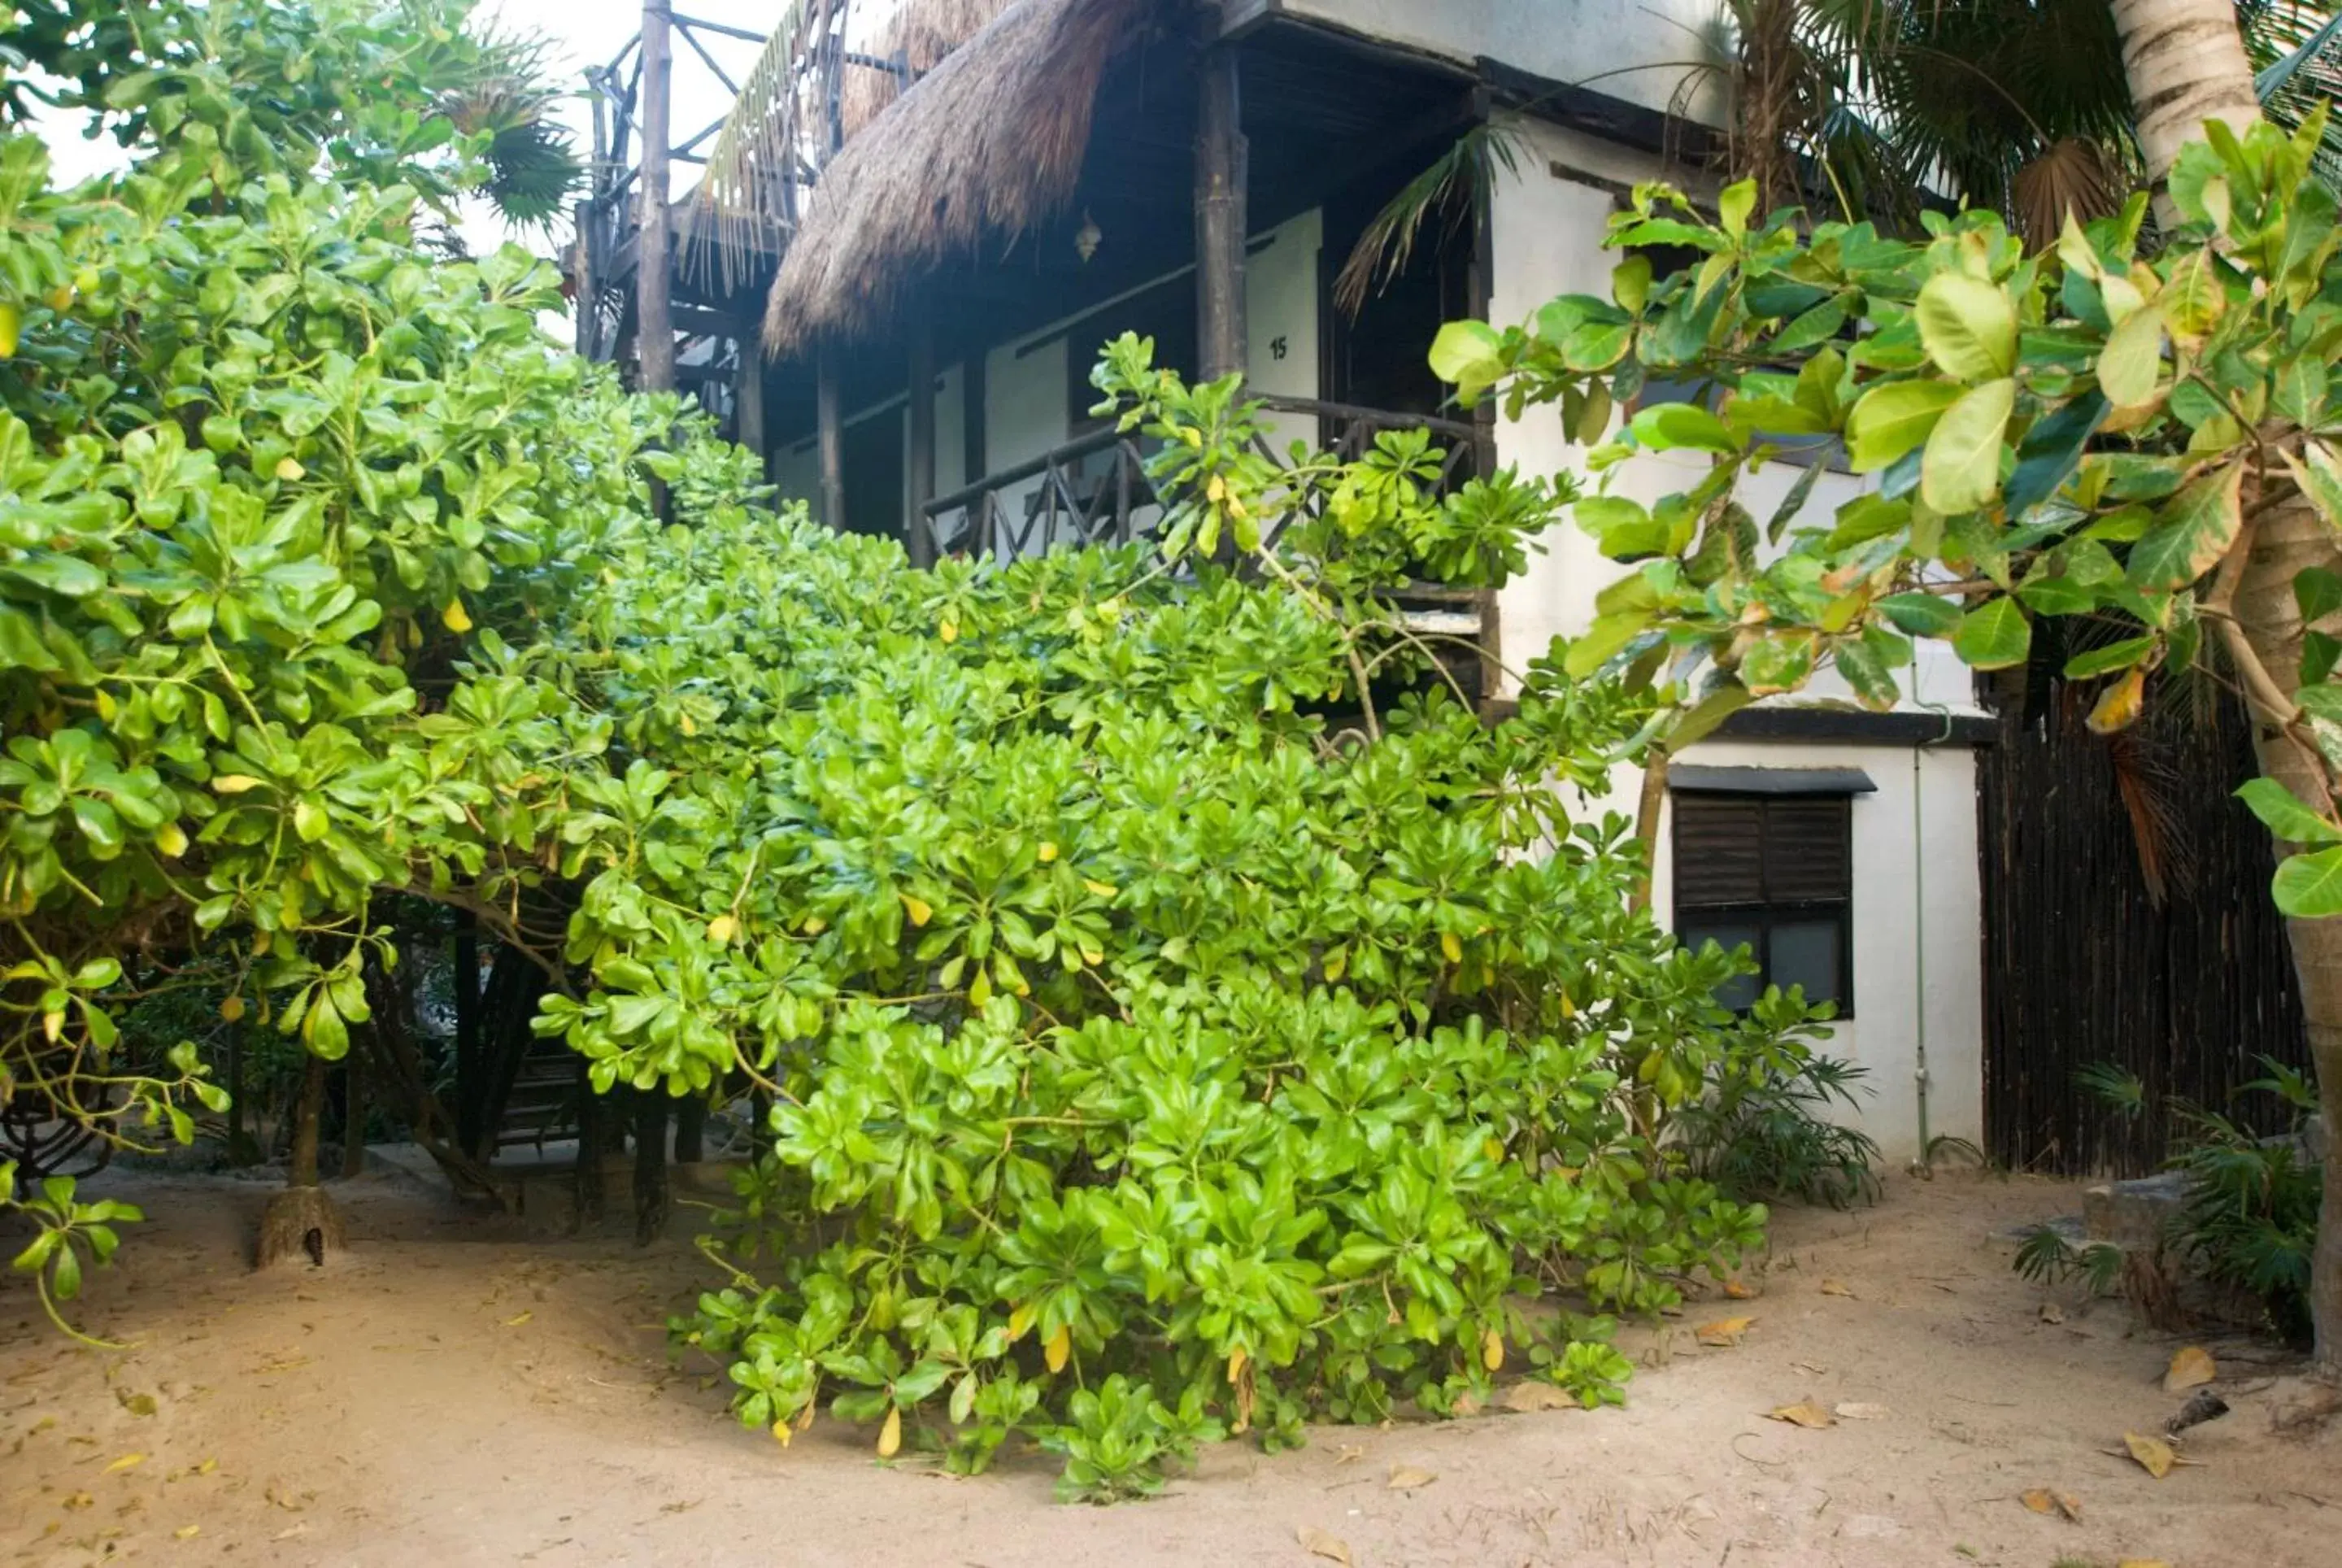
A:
[1680,918,1763,1012]
[1769,917,1844,1008]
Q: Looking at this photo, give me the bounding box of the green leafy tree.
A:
[1434,110,2342,1364]
[0,0,630,1300]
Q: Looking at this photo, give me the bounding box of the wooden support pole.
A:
[675,1095,706,1165]
[289,1055,326,1188]
[633,1093,669,1244]
[636,1,676,399]
[341,1056,366,1179]
[453,913,481,1158]
[906,314,937,568]
[734,326,766,477]
[572,198,598,360]
[573,1057,605,1225]
[816,348,846,529]
[1195,44,1249,383]
[964,351,987,494]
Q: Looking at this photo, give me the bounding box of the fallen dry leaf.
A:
[1500,1382,1577,1413]
[1833,1401,1891,1422]
[1818,1278,1856,1298]
[503,1311,533,1327]
[2039,1302,2066,1324]
[2115,1561,2173,1568]
[114,1390,158,1418]
[102,1453,145,1474]
[2123,1431,2177,1479]
[175,1525,200,1540]
[1791,1360,1829,1376]
[1767,1398,1835,1429]
[1334,1444,1365,1464]
[1696,1316,1755,1347]
[1724,1278,1756,1300]
[2020,1487,2083,1522]
[1297,1525,1352,1565]
[1386,1463,1437,1491]
[2163,1345,2216,1392]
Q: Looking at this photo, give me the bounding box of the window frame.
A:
[1671,789,1857,1017]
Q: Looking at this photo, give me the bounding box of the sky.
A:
[32,0,790,258]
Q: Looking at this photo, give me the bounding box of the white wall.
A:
[1487,118,1986,1161]
[1279,0,1730,123]
[1247,209,1324,460]
[1647,741,1984,1165]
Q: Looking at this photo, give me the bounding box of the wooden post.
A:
[572,198,598,360]
[1195,44,1249,382]
[633,1092,669,1244]
[816,348,846,529]
[636,1,676,399]
[289,1055,326,1188]
[964,351,987,493]
[574,1056,605,1225]
[453,914,481,1158]
[906,315,936,567]
[675,1096,706,1165]
[734,325,766,477]
[341,1056,366,1179]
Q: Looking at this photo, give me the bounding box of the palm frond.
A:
[681,2,824,295]
[1332,120,1522,320]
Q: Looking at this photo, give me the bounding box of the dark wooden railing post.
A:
[734,322,765,477]
[907,314,936,567]
[636,1,675,401]
[1195,43,1248,383]
[816,348,846,530]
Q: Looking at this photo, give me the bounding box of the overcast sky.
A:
[35,1,790,256]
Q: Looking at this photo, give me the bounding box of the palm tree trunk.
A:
[2227,496,2342,1372]
[2106,0,2340,1371]
[2108,0,2262,188]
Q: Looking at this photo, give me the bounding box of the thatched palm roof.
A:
[763,0,1160,356]
[838,0,1017,139]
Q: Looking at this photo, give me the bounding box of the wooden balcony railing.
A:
[916,397,1490,564]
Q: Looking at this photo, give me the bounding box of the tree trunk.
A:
[2108,0,2261,189]
[2109,0,2340,1375]
[289,1053,325,1188]
[2227,496,2342,1372]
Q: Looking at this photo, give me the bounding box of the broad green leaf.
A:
[1630,402,1737,454]
[1429,320,1504,396]
[1919,378,2015,515]
[1739,632,1817,695]
[1914,274,2016,381]
[2096,303,2165,408]
[1664,682,1752,748]
[1878,592,1962,637]
[2063,634,2157,679]
[2297,566,2342,625]
[2283,441,2342,535]
[2005,393,2107,518]
[2273,843,2342,916]
[2238,777,2342,845]
[1564,610,1650,677]
[1952,597,2031,670]
[1844,381,1962,473]
[2127,464,2244,590]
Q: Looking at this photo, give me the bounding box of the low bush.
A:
[518,349,1839,1497]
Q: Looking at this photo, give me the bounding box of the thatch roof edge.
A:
[763,0,1160,357]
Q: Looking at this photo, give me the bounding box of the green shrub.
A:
[512,350,1837,1497]
[2169,1060,2322,1345]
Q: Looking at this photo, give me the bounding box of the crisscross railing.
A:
[918,397,1490,564]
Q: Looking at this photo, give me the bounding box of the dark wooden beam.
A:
[964,351,987,494]
[1195,43,1249,381]
[635,2,676,401]
[906,315,936,568]
[816,348,846,529]
[735,327,766,478]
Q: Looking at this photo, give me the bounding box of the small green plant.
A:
[2074,1061,2148,1120]
[1040,1375,1225,1504]
[2013,1224,2126,1296]
[1670,1004,1880,1208]
[2,1161,143,1346]
[2168,1059,2322,1346]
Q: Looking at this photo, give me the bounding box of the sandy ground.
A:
[2,1166,2335,1568]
